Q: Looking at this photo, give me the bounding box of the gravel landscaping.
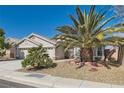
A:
[18,61,124,85]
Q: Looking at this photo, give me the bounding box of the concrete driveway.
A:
[0,60,22,71]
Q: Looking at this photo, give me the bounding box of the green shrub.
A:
[0,49,6,57]
[21,57,30,67]
[21,45,56,69]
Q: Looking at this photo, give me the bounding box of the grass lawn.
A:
[19,61,124,85]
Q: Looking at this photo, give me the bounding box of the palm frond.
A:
[69,15,79,29]
[56,25,76,34]
[76,7,84,25]
[93,16,115,36]
[55,5,124,51]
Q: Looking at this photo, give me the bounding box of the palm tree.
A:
[54,6,124,69]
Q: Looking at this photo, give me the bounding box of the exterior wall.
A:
[5,47,17,58]
[29,36,55,47]
[18,40,38,49]
[10,47,17,58]
[46,47,56,59]
[5,50,11,58]
[55,47,65,59]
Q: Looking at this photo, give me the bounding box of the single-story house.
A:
[16,33,65,59]
[5,33,118,61]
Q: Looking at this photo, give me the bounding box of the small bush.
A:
[0,49,6,57]
[21,45,56,69]
[21,57,31,67]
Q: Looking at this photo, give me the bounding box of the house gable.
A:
[28,34,55,47]
[18,39,39,49]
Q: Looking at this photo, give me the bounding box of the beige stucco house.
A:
[4,33,119,61]
[16,33,65,59]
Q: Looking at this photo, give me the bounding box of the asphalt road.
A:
[0,79,36,88]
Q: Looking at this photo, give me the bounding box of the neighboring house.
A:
[4,33,118,61]
[5,38,19,58]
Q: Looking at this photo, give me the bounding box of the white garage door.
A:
[23,49,29,58]
[19,49,29,59]
[46,47,55,59]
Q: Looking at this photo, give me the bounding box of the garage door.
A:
[19,49,29,59]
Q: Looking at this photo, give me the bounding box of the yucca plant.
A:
[54,6,124,69]
[21,45,55,69]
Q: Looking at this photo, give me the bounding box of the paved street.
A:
[0,79,35,88]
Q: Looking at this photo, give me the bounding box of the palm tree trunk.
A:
[80,48,93,62]
[76,48,93,69]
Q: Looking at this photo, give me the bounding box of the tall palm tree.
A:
[54,6,124,68]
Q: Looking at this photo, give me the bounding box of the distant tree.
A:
[0,28,10,57]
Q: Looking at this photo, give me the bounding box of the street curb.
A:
[0,75,51,88]
[0,74,83,88]
[1,72,124,88]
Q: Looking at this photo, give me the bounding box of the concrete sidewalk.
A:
[0,70,124,88]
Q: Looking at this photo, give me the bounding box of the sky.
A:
[0,5,119,39]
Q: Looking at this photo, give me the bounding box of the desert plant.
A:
[21,45,56,69]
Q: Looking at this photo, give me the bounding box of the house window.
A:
[97,47,102,56]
